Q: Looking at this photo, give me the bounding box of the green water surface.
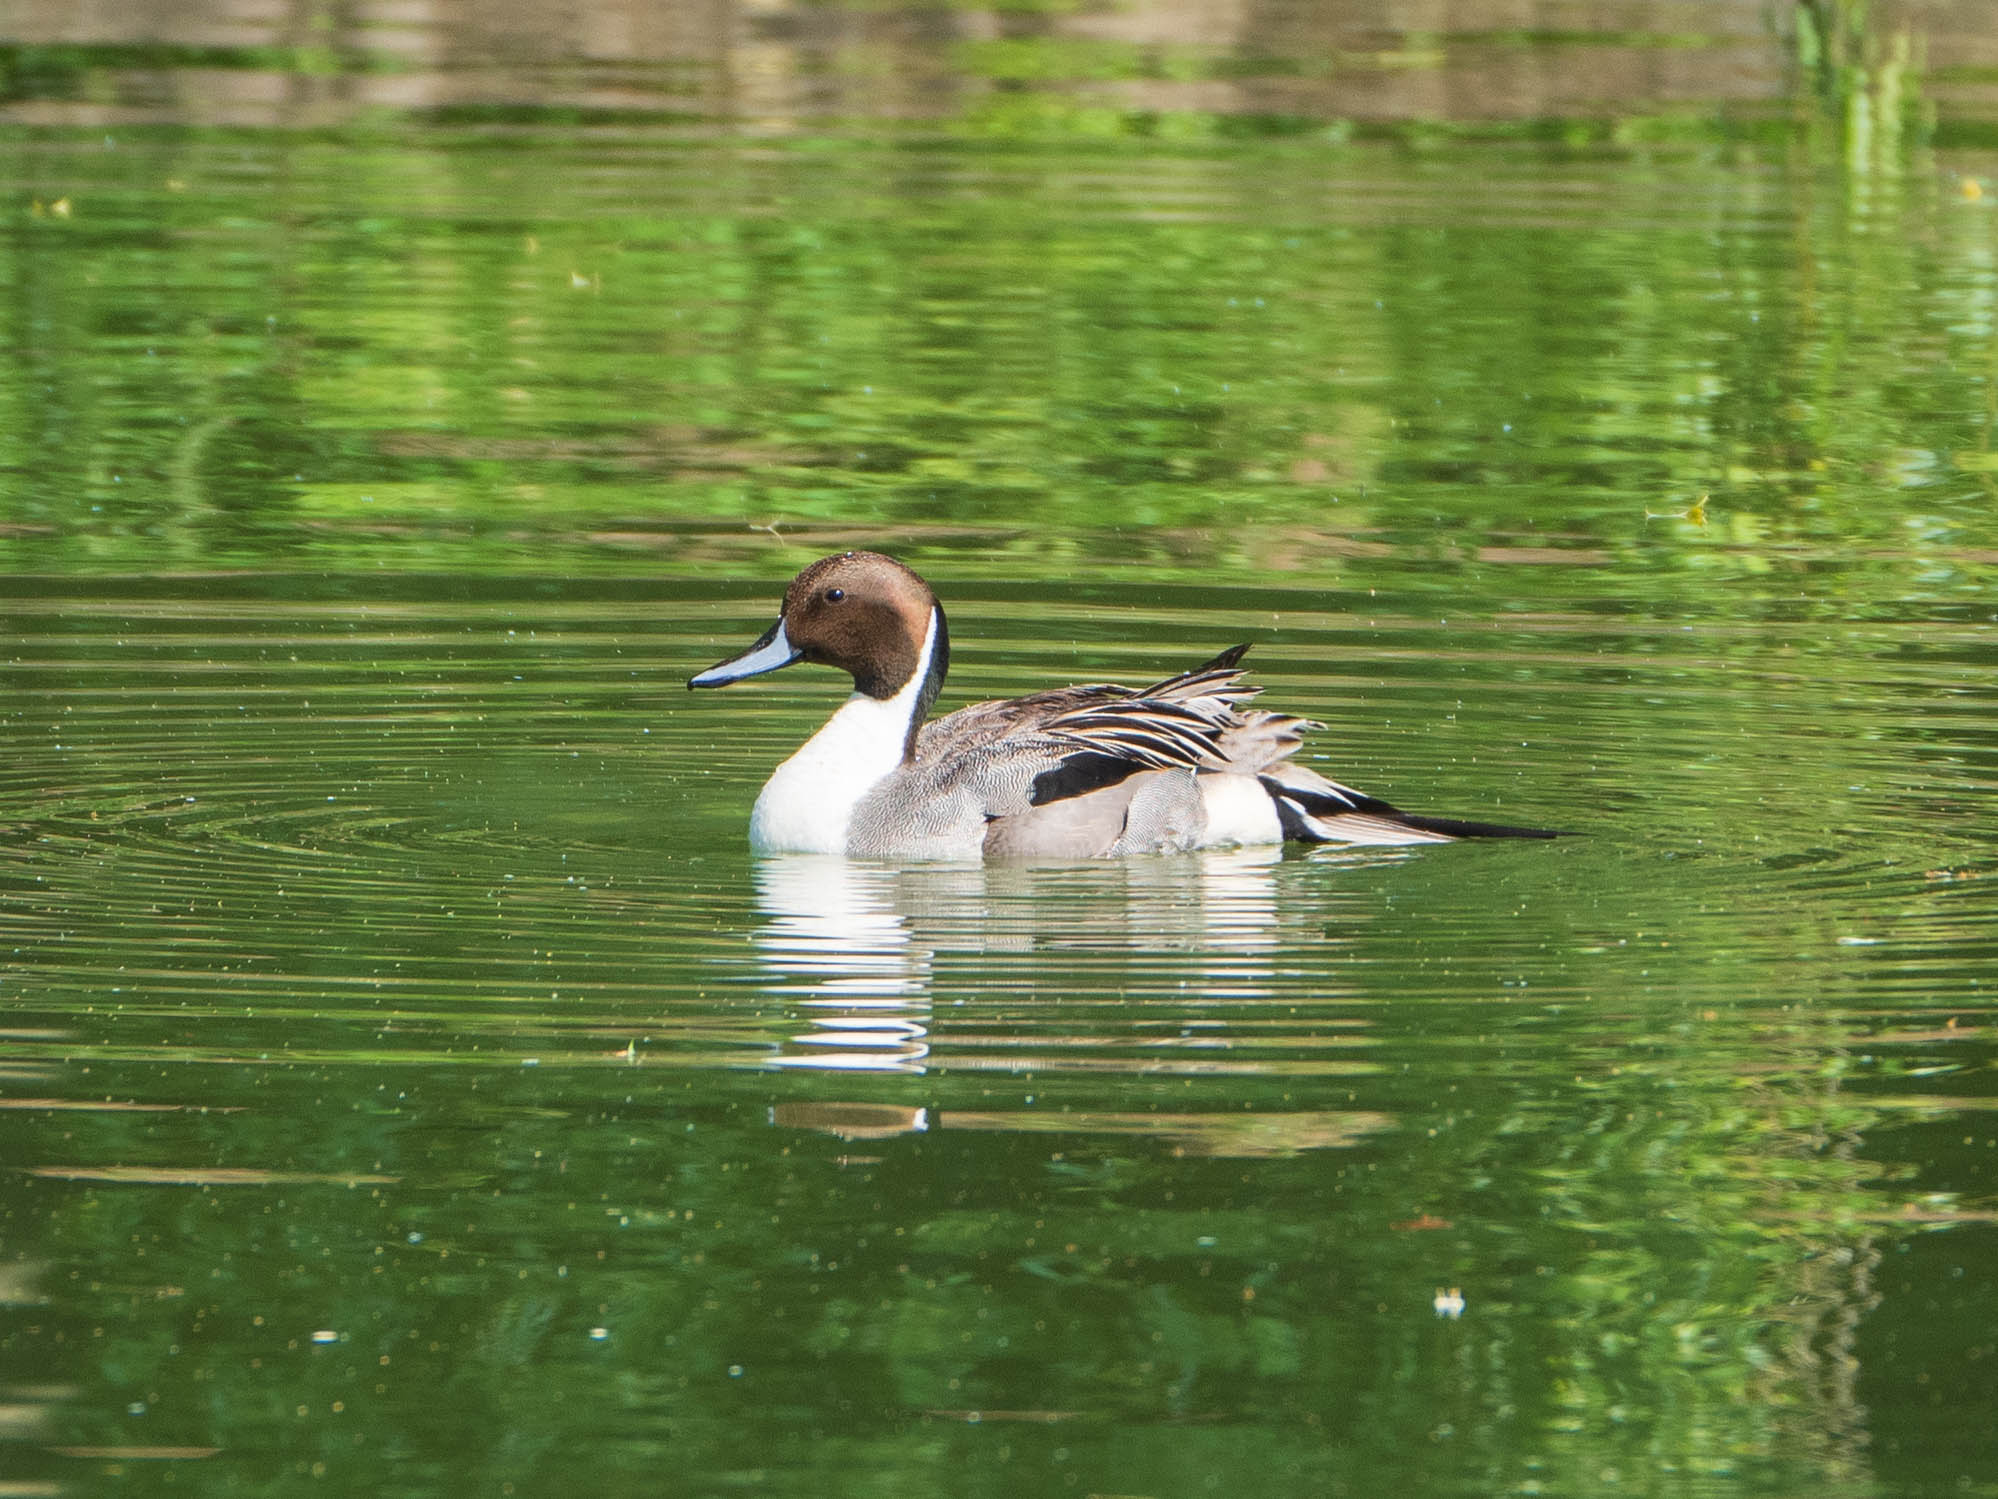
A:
[3,8,1998,1497]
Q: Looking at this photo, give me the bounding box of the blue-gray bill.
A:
[688,618,800,688]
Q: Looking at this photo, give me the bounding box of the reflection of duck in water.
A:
[691,551,1560,858]
[748,846,1307,1074]
[751,855,929,1072]
[751,849,1392,1151]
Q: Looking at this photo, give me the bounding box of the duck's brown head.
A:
[688,551,949,711]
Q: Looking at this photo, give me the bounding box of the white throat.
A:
[748,610,939,855]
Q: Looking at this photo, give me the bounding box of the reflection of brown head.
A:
[770,1100,927,1141]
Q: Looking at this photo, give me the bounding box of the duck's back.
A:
[844,686,1130,858]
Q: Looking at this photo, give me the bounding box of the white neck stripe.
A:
[747,611,940,854]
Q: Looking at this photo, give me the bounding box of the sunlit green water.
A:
[5,14,1998,1497]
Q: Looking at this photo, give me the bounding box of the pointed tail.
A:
[1381,810,1565,840]
[1258,773,1567,846]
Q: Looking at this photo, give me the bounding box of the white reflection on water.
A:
[749,847,1288,1073]
[752,854,932,1071]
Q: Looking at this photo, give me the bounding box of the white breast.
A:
[748,614,938,855]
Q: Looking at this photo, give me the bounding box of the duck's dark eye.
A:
[825,587,845,603]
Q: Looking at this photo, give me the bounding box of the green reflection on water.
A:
[0,566,1991,1496]
[1,9,1996,1495]
[2,118,1995,590]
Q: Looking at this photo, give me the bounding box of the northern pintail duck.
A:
[689,551,1558,858]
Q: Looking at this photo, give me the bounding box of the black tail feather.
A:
[1259,774,1567,843]
[1386,810,1567,840]
[1335,787,1568,840]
